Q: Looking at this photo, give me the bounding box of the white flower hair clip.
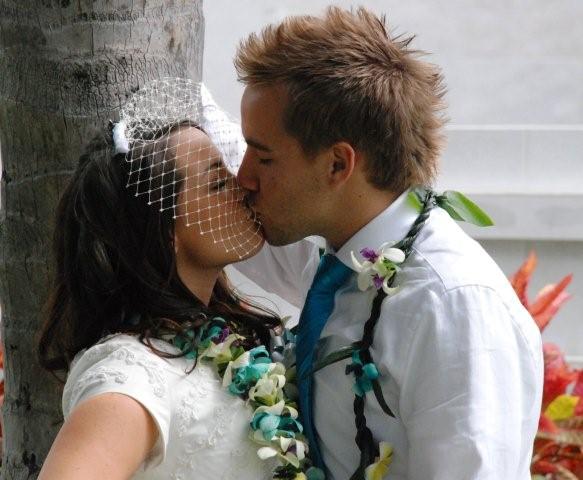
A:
[112,120,130,154]
[350,243,405,295]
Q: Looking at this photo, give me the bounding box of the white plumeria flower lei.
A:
[350,242,405,295]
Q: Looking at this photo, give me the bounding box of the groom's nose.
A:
[236,150,259,193]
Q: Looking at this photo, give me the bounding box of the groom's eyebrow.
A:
[245,138,273,153]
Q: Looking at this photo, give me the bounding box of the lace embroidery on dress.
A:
[110,346,167,398]
[221,442,268,480]
[170,404,243,480]
[175,366,215,437]
[65,338,169,416]
[205,404,231,448]
[73,339,123,368]
[170,363,255,480]
[66,366,128,414]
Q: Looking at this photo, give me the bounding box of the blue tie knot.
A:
[312,254,353,292]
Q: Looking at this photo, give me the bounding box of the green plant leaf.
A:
[306,344,360,379]
[437,196,464,221]
[439,191,494,227]
[407,191,423,212]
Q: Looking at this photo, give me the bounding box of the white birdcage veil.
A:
[113,78,262,260]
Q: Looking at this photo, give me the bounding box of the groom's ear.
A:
[326,141,357,187]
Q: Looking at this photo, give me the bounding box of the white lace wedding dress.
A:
[63,334,274,480]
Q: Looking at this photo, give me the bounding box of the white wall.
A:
[204,1,583,360]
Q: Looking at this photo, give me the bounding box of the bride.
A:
[36,81,294,479]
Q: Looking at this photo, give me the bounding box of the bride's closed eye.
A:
[211,179,228,191]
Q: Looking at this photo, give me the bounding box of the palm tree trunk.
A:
[0,1,204,477]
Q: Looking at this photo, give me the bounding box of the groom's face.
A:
[238,84,329,246]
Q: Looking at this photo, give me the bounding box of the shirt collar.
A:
[327,189,420,272]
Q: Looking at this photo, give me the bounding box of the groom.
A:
[232,7,543,479]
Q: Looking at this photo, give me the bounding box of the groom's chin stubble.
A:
[262,224,300,247]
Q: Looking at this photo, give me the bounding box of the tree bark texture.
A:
[0,1,204,477]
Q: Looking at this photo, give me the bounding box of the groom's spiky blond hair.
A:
[235,6,447,192]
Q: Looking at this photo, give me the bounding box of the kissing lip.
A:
[249,209,261,222]
[251,211,263,225]
[242,195,261,220]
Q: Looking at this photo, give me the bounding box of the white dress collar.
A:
[326,189,420,272]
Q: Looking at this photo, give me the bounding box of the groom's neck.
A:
[325,186,401,251]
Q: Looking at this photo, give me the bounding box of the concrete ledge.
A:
[459,193,583,241]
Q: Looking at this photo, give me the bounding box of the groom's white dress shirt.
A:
[234,190,543,480]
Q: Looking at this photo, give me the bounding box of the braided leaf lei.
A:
[326,189,492,479]
[170,317,325,480]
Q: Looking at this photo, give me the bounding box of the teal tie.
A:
[296,254,353,470]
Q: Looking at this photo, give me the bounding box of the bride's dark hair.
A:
[38,122,279,376]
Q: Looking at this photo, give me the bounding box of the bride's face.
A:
[172,127,264,268]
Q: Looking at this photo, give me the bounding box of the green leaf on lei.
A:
[306,467,326,480]
[407,190,424,212]
[438,190,494,227]
[409,188,494,227]
[307,343,360,379]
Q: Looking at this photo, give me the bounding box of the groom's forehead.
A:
[241,84,288,137]
[244,81,286,97]
[242,84,287,116]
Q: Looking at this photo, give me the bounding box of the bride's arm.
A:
[231,240,320,309]
[38,393,158,480]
